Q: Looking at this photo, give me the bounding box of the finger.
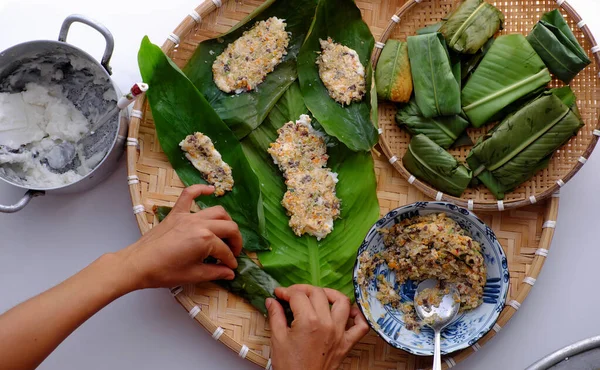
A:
[173,185,215,213]
[323,288,351,324]
[194,206,233,221]
[345,307,370,345]
[284,285,330,319]
[205,234,238,269]
[201,220,243,257]
[275,287,316,322]
[266,298,289,337]
[189,263,235,282]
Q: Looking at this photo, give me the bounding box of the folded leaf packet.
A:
[440,0,504,54]
[527,9,591,84]
[462,34,552,127]
[407,33,462,118]
[376,40,413,103]
[403,134,472,197]
[466,87,584,199]
[395,98,470,149]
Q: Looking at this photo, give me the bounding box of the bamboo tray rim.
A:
[125,0,563,368]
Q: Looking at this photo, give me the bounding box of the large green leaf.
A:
[375,40,412,103]
[402,134,472,197]
[461,34,552,127]
[297,0,377,152]
[407,33,462,118]
[527,9,591,84]
[138,37,268,251]
[183,0,318,140]
[241,82,380,298]
[395,98,470,149]
[467,87,584,199]
[439,0,504,54]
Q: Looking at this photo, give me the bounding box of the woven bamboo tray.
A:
[126,0,561,368]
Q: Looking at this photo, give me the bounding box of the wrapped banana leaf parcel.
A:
[527,9,591,84]
[402,134,472,197]
[461,34,552,127]
[439,0,504,54]
[407,33,461,118]
[466,86,584,199]
[395,98,471,149]
[375,40,412,103]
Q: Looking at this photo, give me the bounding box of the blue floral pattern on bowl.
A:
[353,202,509,356]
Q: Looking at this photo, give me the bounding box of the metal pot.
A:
[0,14,127,213]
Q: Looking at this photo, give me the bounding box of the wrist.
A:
[92,252,141,298]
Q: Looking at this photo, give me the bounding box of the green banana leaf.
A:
[467,86,584,199]
[461,34,552,127]
[375,40,412,103]
[439,0,504,54]
[138,37,268,252]
[154,206,293,324]
[240,82,380,298]
[297,0,378,152]
[417,22,445,35]
[395,98,470,149]
[407,33,462,118]
[403,134,472,197]
[527,9,591,84]
[183,0,318,140]
[460,36,494,83]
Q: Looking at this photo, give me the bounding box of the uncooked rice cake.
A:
[317,37,366,106]
[212,17,290,93]
[268,114,340,239]
[180,132,234,197]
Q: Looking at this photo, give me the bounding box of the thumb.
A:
[266,297,288,335]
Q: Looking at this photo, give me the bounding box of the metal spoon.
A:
[414,279,461,370]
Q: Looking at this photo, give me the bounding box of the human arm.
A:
[266,284,371,370]
[0,184,242,370]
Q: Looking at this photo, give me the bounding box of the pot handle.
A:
[58,14,115,75]
[0,190,45,213]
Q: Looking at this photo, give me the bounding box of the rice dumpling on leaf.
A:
[461,34,552,127]
[183,0,318,140]
[439,0,504,55]
[527,9,591,84]
[466,86,584,199]
[297,0,377,152]
[403,134,472,197]
[407,33,462,118]
[395,99,470,149]
[138,37,269,252]
[375,40,412,103]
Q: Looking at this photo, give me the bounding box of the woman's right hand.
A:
[115,184,243,292]
[266,284,370,370]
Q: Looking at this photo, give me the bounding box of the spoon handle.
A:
[433,329,442,370]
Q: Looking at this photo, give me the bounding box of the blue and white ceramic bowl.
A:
[353,202,509,356]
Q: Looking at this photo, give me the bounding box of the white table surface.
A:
[1,0,600,369]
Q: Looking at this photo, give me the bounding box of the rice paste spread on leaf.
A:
[180,132,234,197]
[316,38,366,106]
[268,114,340,240]
[212,17,290,93]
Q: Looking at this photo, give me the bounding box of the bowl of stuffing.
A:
[353,201,509,356]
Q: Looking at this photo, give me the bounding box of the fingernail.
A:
[265,298,273,309]
[226,271,235,280]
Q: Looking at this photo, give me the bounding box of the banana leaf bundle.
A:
[154,206,293,324]
[403,134,472,197]
[375,40,412,103]
[395,99,471,149]
[297,0,377,152]
[407,33,462,118]
[527,9,591,84]
[183,0,318,140]
[462,34,552,127]
[439,0,504,54]
[466,87,584,199]
[138,37,269,252]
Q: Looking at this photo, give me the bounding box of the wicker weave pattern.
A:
[127,1,561,368]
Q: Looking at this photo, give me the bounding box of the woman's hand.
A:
[116,184,243,291]
[266,284,370,370]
